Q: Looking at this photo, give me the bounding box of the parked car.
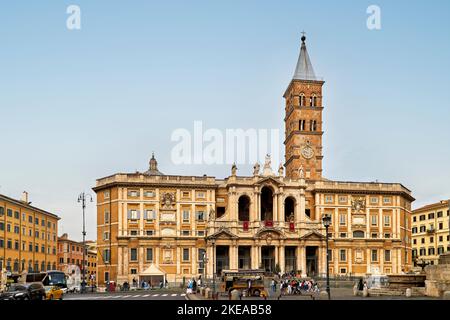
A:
[45,286,64,300]
[0,283,46,300]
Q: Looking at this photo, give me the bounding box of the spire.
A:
[293,33,317,81]
[144,152,164,176]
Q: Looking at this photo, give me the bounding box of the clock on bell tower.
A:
[284,34,325,181]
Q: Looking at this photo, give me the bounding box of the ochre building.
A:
[412,200,450,265]
[0,192,59,274]
[93,36,414,286]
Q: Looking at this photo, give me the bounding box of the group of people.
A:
[186,277,199,294]
[272,277,320,295]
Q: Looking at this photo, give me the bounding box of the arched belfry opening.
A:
[284,197,296,222]
[260,186,274,221]
[238,195,250,221]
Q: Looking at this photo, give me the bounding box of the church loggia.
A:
[93,36,414,286]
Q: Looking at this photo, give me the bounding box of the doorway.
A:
[306,246,318,277]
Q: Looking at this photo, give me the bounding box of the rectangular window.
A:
[371,215,378,226]
[428,213,435,219]
[340,233,347,238]
[0,207,4,216]
[130,248,138,261]
[197,230,205,237]
[144,210,156,221]
[14,226,19,234]
[437,211,443,218]
[384,215,391,227]
[383,197,391,204]
[146,230,154,236]
[340,268,347,274]
[196,211,205,222]
[0,239,3,248]
[28,215,33,223]
[103,232,110,240]
[128,190,139,197]
[340,249,346,262]
[128,209,139,220]
[14,211,19,219]
[384,250,391,262]
[339,214,346,226]
[144,190,155,197]
[0,222,3,231]
[439,222,443,230]
[371,233,378,238]
[338,196,347,204]
[130,230,138,236]
[146,248,153,261]
[7,224,11,232]
[103,249,110,263]
[413,216,417,222]
[419,215,426,221]
[439,236,443,242]
[183,248,190,261]
[196,191,206,199]
[325,195,333,203]
[328,249,333,262]
[104,191,110,199]
[41,219,45,227]
[182,191,190,198]
[370,197,379,204]
[371,250,378,262]
[104,211,110,224]
[7,209,13,217]
[182,210,190,222]
[15,241,19,250]
[181,230,190,236]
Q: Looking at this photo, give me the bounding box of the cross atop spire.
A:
[293,31,317,81]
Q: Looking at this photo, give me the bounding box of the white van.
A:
[365,275,389,289]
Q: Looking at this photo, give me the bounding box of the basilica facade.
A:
[93,36,414,286]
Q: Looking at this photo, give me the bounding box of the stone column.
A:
[139,247,144,272]
[118,247,123,276]
[155,246,160,265]
[274,246,279,271]
[230,245,238,270]
[279,243,285,273]
[273,193,278,222]
[378,208,383,236]
[298,189,305,223]
[123,202,128,236]
[207,245,214,279]
[347,207,352,236]
[176,247,181,274]
[348,248,353,274]
[191,246,197,276]
[366,248,371,273]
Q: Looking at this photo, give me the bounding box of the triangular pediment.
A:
[207,227,238,240]
[299,230,325,240]
[255,176,284,187]
[255,227,286,239]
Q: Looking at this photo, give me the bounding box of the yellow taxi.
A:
[45,286,64,300]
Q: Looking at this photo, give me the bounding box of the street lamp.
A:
[78,192,93,294]
[211,238,216,300]
[322,213,331,300]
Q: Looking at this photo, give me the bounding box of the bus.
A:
[219,270,267,297]
[25,271,67,289]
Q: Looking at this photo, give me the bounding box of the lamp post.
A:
[211,238,216,300]
[322,213,331,300]
[78,192,93,294]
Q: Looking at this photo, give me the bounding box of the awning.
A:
[139,264,165,276]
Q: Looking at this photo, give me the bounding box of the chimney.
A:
[21,191,29,203]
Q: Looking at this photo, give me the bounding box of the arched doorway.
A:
[284,197,295,222]
[260,187,273,221]
[238,195,250,221]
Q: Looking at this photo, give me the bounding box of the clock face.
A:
[301,146,314,159]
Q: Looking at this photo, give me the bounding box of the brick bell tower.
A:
[284,34,325,180]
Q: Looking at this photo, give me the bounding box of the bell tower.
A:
[284,34,325,180]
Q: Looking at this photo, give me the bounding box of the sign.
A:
[243,221,249,231]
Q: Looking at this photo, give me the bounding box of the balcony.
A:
[427,227,435,234]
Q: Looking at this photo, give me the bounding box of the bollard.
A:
[363,287,368,298]
[405,288,412,298]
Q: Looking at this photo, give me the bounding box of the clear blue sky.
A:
[1,1,449,241]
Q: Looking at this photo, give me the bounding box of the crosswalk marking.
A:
[66,292,186,300]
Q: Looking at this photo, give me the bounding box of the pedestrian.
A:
[358,278,364,291]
